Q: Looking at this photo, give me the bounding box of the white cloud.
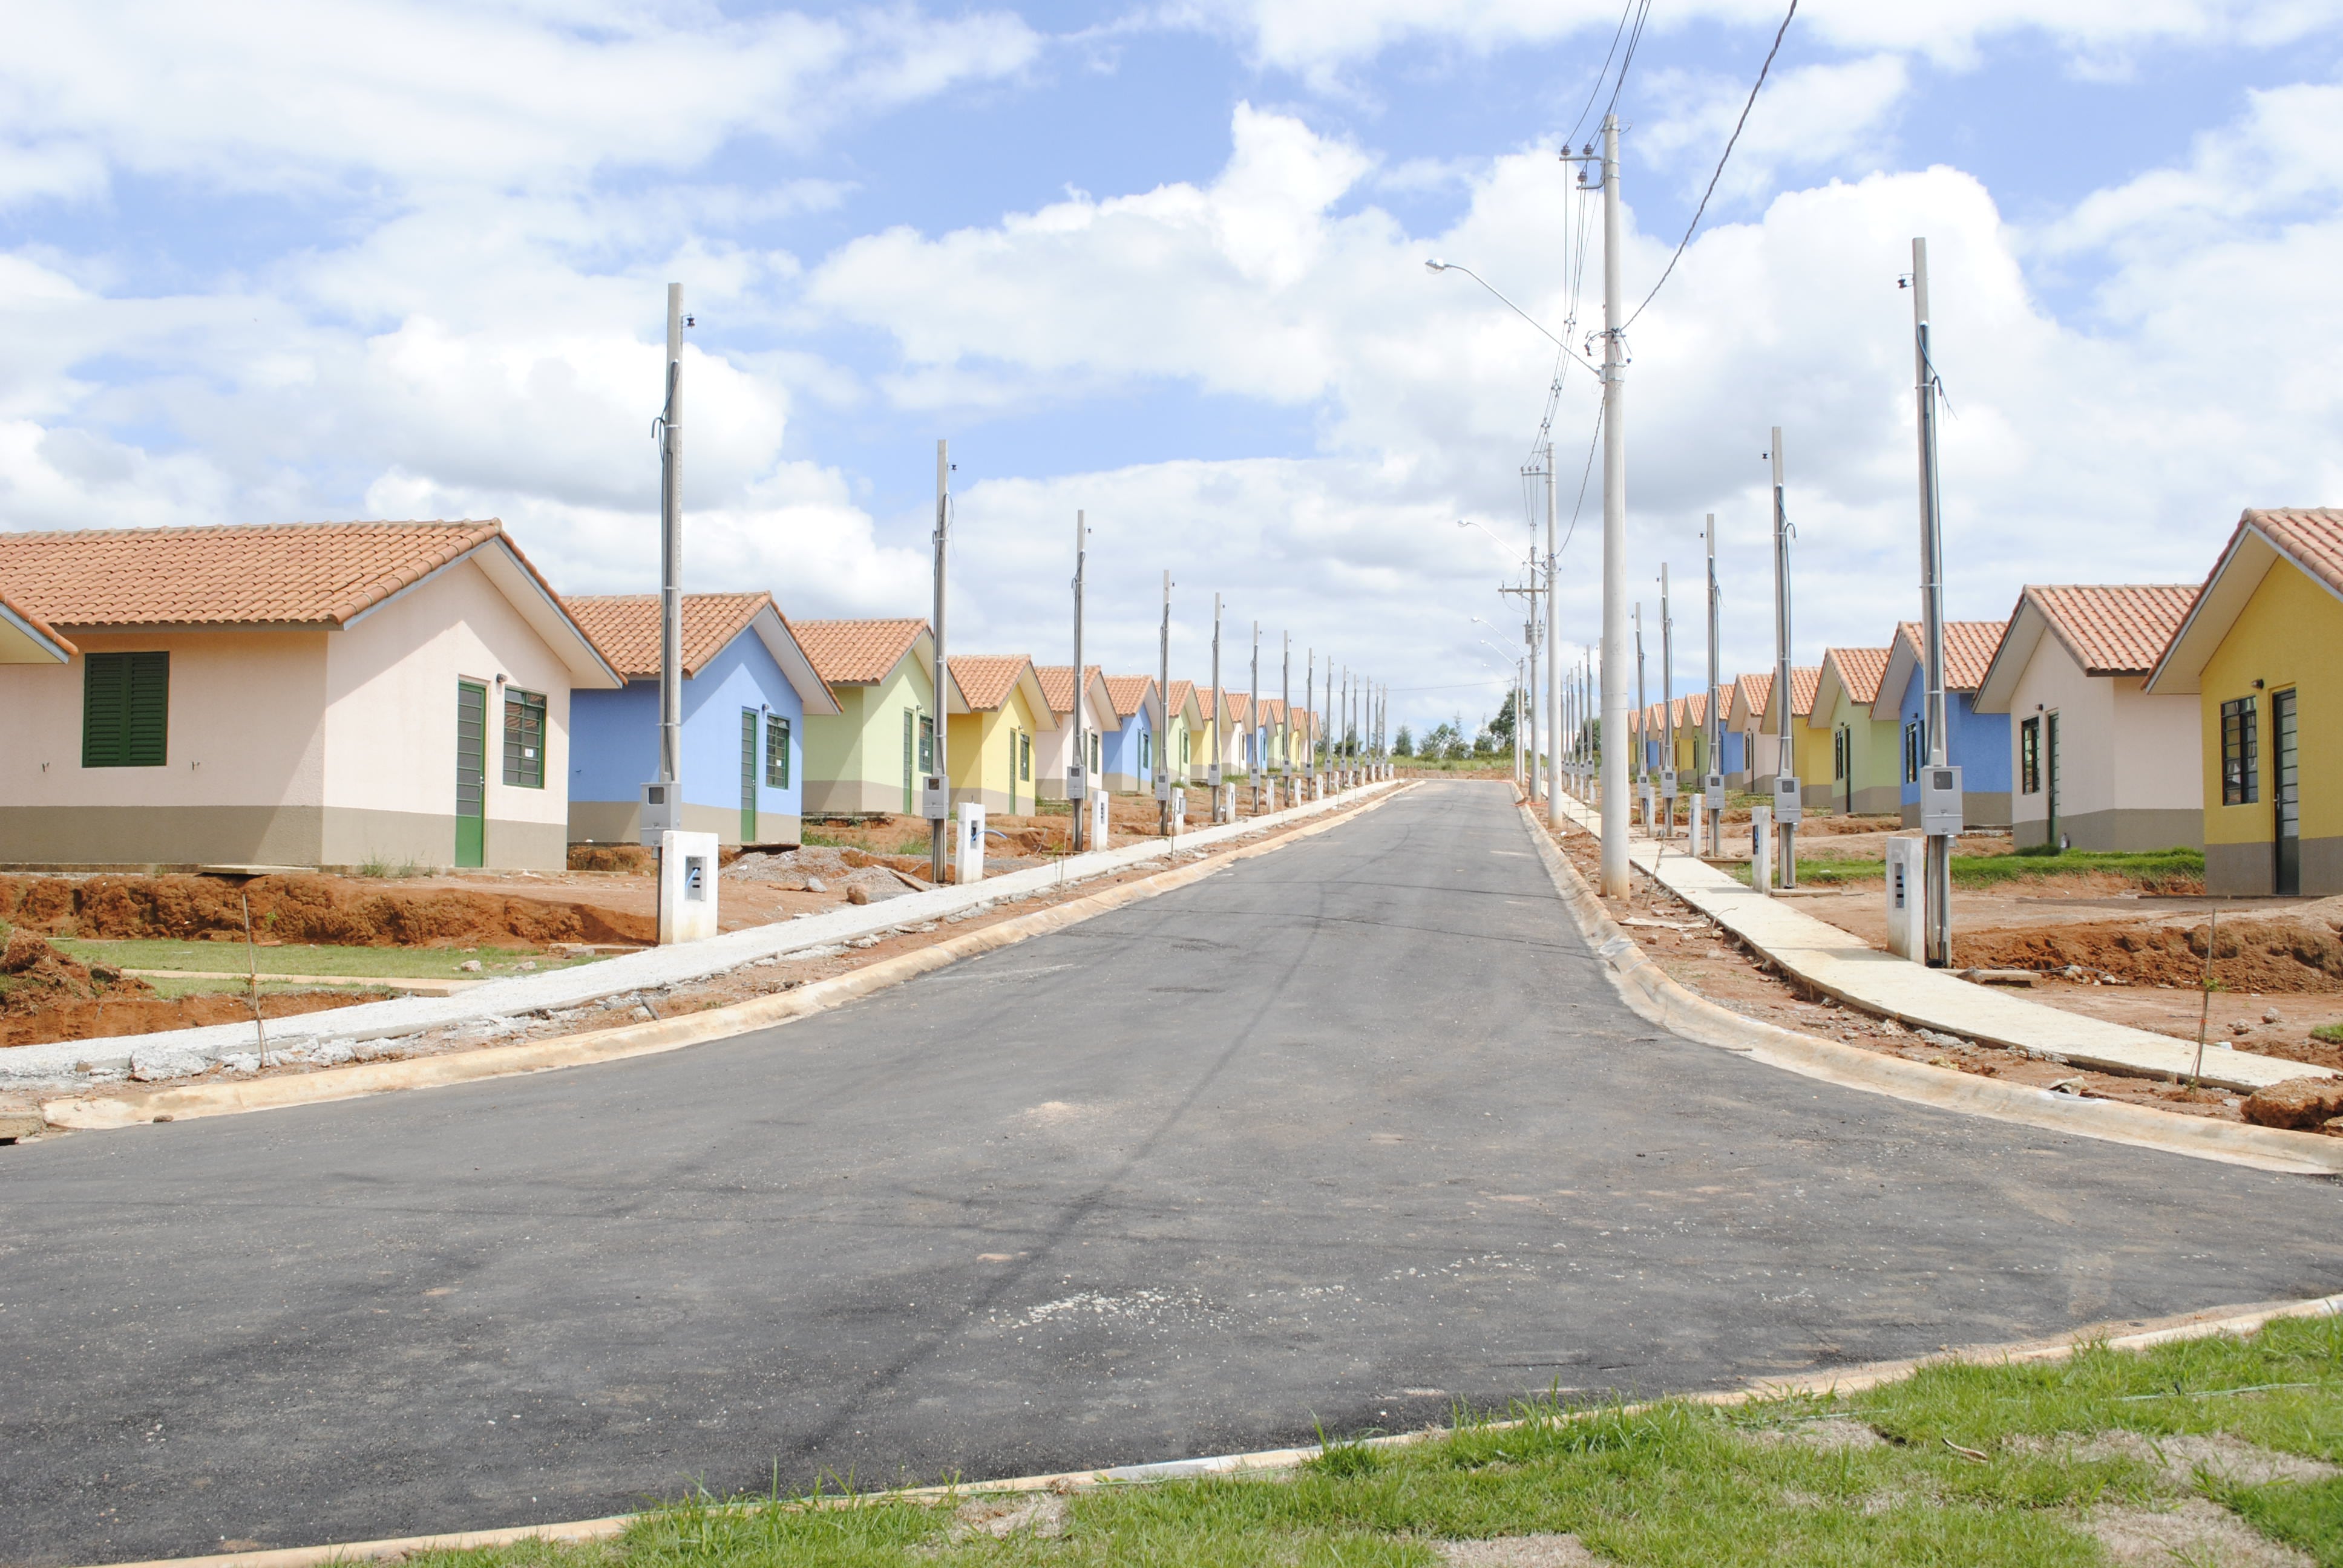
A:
[1639,54,1909,200]
[0,1,1043,199]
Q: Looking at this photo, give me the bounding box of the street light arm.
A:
[1425,260,1604,378]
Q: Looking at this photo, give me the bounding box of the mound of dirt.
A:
[0,874,654,949]
[1955,910,2343,993]
[725,846,929,899]
[2,927,154,1011]
[2240,1077,2343,1131]
[568,844,655,874]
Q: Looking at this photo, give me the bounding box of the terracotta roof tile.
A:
[1167,679,1198,714]
[1034,664,1104,716]
[1104,675,1158,717]
[1822,646,1892,705]
[565,593,770,679]
[1736,672,1772,719]
[1789,665,1821,717]
[948,654,1033,712]
[1,586,75,655]
[0,520,511,628]
[1895,621,2009,691]
[2248,508,2343,598]
[791,618,928,685]
[2022,586,2199,675]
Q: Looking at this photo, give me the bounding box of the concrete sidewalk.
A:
[2,779,1403,1089]
[1549,795,2327,1094]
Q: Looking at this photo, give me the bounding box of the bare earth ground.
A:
[1539,811,2333,1129]
[1,790,1375,1127]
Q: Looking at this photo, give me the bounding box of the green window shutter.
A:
[84,651,168,767]
[502,690,546,787]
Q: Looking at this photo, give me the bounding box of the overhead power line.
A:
[1625,0,1801,330]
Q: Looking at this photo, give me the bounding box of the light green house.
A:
[1165,680,1204,783]
[1807,646,1899,816]
[794,618,936,817]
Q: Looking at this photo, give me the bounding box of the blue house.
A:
[566,593,841,847]
[1870,619,2014,829]
[1101,675,1162,793]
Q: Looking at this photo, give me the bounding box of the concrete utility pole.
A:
[1544,443,1561,826]
[1633,604,1647,805]
[1250,621,1261,815]
[1585,115,1630,893]
[929,439,951,883]
[654,283,685,823]
[1705,514,1724,857]
[1306,650,1317,784]
[1911,237,1956,965]
[1158,570,1173,839]
[1771,426,1797,889]
[1282,633,1291,787]
[1210,593,1224,818]
[1660,565,1676,838]
[1071,509,1087,853]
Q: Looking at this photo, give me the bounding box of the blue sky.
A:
[4,1,2341,737]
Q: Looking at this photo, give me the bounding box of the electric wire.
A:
[1603,0,1654,121]
[1624,0,1800,330]
[1565,0,1642,151]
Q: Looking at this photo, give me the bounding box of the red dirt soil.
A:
[0,872,654,948]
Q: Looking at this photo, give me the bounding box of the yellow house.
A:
[1808,647,1898,816]
[2146,508,2343,896]
[944,655,1055,817]
[1165,680,1203,783]
[1754,666,1825,806]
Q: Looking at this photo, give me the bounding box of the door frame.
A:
[2274,687,2300,896]
[741,708,759,844]
[2045,709,2062,849]
[454,679,487,869]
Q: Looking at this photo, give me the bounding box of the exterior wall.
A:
[2007,646,2203,852]
[946,685,1047,815]
[801,656,934,818]
[1102,707,1154,794]
[1895,667,2014,829]
[1034,690,1112,801]
[568,635,808,849]
[323,557,576,870]
[2198,560,2343,895]
[1810,692,1900,817]
[0,629,328,866]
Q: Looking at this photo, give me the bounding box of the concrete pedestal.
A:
[955,803,986,884]
[657,831,719,945]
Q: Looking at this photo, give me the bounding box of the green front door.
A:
[741,708,759,844]
[455,681,487,867]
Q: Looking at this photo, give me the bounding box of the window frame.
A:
[501,687,548,788]
[82,650,171,768]
[2221,695,2259,806]
[764,713,791,788]
[2019,716,2040,795]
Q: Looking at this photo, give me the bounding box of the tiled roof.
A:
[791,618,927,685]
[1895,620,2009,691]
[2249,508,2343,598]
[565,593,769,679]
[1104,675,1157,718]
[1167,679,1197,715]
[0,520,513,628]
[948,654,1033,712]
[1822,646,1891,705]
[1735,672,1772,721]
[1789,665,1821,717]
[1,587,75,656]
[2023,586,2199,675]
[1034,664,1104,716]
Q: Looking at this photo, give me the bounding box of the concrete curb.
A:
[1555,798,2327,1094]
[41,786,1414,1131]
[77,1289,2343,1568]
[3,780,1403,1089]
[1517,802,2343,1176]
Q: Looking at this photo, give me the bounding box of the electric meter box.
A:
[1920,765,1965,837]
[1155,777,1172,803]
[920,775,949,821]
[1207,763,1222,788]
[1660,768,1677,797]
[1066,762,1086,800]
[1772,772,1803,825]
[638,780,680,844]
[1704,773,1726,811]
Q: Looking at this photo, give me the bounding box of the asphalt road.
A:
[5,781,2339,1564]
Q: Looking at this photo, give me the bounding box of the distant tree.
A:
[1394,725,1415,757]
[1489,689,1519,745]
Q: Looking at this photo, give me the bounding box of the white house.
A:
[0,521,618,871]
[1976,584,2203,852]
[1032,664,1120,801]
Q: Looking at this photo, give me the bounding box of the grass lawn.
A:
[44,937,605,980]
[407,1316,2343,1568]
[1727,847,2206,893]
[137,973,402,999]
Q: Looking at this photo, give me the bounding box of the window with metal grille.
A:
[1833,727,1849,782]
[919,713,934,773]
[1018,730,1030,782]
[502,688,546,786]
[1141,731,1152,772]
[1902,722,1921,783]
[82,651,169,768]
[2221,696,2258,805]
[765,714,790,787]
[2020,717,2040,794]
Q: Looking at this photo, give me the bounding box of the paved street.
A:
[4,780,2338,1565]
